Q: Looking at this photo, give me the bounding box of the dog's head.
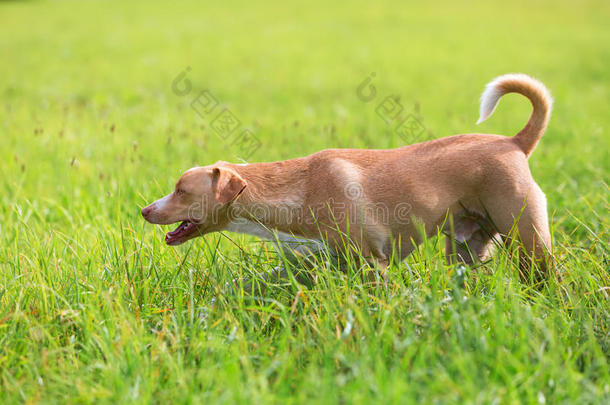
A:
[141,163,246,245]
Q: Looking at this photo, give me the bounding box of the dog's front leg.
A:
[240,264,288,294]
[232,237,334,294]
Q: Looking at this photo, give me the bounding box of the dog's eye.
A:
[175,188,185,196]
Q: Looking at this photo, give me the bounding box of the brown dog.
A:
[142,73,553,278]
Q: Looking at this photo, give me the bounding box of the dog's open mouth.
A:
[165,221,199,246]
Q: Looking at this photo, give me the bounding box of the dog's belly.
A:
[224,219,328,257]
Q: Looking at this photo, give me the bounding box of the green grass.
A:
[1,0,609,403]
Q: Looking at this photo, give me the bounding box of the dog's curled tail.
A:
[476,73,553,157]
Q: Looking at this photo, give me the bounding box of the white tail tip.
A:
[477,77,506,125]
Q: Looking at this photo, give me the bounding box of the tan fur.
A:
[142,74,553,277]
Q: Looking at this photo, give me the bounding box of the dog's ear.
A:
[213,167,247,205]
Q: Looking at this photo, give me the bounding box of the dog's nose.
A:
[141,205,153,218]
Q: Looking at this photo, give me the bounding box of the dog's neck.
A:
[225,161,308,234]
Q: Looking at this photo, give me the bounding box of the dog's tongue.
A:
[165,221,196,245]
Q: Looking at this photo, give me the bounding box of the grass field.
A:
[1,0,609,403]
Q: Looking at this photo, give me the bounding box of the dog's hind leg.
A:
[483,183,552,279]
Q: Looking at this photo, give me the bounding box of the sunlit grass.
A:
[0,0,608,403]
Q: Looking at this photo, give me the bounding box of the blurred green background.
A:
[0,0,608,403]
